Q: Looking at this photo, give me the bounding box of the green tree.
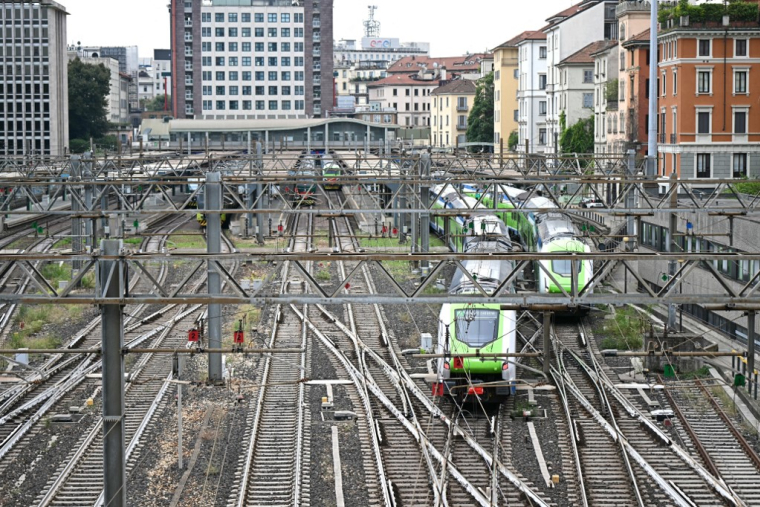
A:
[145,94,171,112]
[466,72,494,147]
[68,58,111,141]
[507,131,519,151]
[560,116,594,154]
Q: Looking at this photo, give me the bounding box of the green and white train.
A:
[430,184,518,402]
[461,185,593,299]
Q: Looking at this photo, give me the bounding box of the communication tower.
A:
[363,5,380,38]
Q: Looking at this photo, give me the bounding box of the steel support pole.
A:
[206,172,223,382]
[668,171,678,331]
[84,153,94,254]
[100,239,125,507]
[543,312,552,375]
[647,0,659,177]
[748,311,755,395]
[71,156,82,271]
[420,152,431,271]
[256,142,264,245]
[411,156,419,257]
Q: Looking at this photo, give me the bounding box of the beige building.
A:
[431,79,476,147]
[492,35,521,146]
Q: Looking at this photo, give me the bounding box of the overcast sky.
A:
[62,0,576,58]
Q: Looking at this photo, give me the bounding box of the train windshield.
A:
[454,308,499,347]
[551,260,582,276]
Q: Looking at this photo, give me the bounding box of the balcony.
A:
[606,100,618,111]
[313,20,321,28]
[184,34,193,42]
[185,79,193,86]
[313,35,321,43]
[659,133,666,144]
[671,133,677,144]
[185,107,194,115]
[185,63,193,71]
[456,105,468,112]
[456,123,467,131]
[184,19,192,27]
[184,49,193,57]
[185,93,193,100]
[313,49,321,57]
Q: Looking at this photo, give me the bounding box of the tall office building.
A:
[170,0,333,119]
[0,0,69,157]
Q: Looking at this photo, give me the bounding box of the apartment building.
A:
[367,70,439,128]
[67,52,131,124]
[492,34,521,147]
[515,31,548,153]
[657,13,760,183]
[592,41,619,155]
[335,60,387,108]
[0,0,68,157]
[431,79,476,147]
[387,54,489,80]
[544,0,618,154]
[170,0,333,119]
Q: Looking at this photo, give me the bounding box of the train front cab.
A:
[433,305,517,403]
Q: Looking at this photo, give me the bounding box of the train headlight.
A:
[502,362,509,370]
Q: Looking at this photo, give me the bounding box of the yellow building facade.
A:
[431,80,476,148]
[492,38,520,147]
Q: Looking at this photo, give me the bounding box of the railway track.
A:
[663,376,760,505]
[553,320,738,507]
[310,189,552,506]
[0,216,189,469]
[0,217,222,506]
[231,211,311,507]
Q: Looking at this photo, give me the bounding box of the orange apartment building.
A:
[658,15,760,183]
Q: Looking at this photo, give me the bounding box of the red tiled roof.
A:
[559,40,613,65]
[387,53,490,74]
[431,79,477,96]
[494,30,547,50]
[546,2,584,23]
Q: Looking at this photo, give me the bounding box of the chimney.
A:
[440,66,447,81]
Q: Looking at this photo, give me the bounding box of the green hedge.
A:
[659,0,758,24]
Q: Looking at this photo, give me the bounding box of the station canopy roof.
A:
[167,118,400,133]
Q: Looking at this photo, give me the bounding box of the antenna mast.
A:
[363,5,380,38]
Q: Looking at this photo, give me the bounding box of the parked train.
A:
[461,185,593,298]
[431,184,518,402]
[285,153,318,206]
[321,152,343,190]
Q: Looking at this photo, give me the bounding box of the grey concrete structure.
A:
[0,0,69,157]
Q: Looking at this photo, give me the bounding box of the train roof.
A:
[540,237,591,253]
[450,258,514,294]
[536,212,576,241]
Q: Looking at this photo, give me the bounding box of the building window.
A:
[696,153,711,178]
[736,39,748,57]
[268,28,277,37]
[229,100,239,110]
[255,28,264,37]
[281,28,290,37]
[228,13,237,22]
[538,74,547,90]
[215,27,224,37]
[539,128,547,145]
[697,111,710,134]
[268,13,277,23]
[255,13,264,23]
[735,70,748,94]
[255,101,265,110]
[215,13,224,22]
[268,100,278,110]
[202,13,211,22]
[281,13,290,23]
[733,153,748,178]
[243,100,252,110]
[734,110,747,134]
[216,100,226,110]
[539,101,547,115]
[673,71,677,95]
[697,70,711,94]
[242,28,251,37]
[539,46,547,59]
[582,93,593,109]
[583,69,593,83]
[698,39,711,57]
[242,13,251,23]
